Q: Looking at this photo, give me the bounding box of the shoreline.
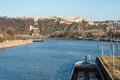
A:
[47,37,120,42]
[0,40,32,49]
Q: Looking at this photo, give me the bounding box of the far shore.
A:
[0,40,32,49]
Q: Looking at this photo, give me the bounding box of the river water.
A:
[0,39,118,80]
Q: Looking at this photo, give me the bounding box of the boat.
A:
[84,38,93,41]
[73,36,84,40]
[32,39,44,42]
[70,55,99,80]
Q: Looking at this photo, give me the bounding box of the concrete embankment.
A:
[0,40,32,49]
[96,56,120,80]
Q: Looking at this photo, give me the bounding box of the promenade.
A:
[0,40,32,49]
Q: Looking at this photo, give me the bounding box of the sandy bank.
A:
[0,40,32,49]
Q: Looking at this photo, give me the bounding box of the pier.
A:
[96,56,120,80]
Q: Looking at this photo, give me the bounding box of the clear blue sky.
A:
[0,0,120,21]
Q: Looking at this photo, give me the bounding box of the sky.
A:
[0,0,120,21]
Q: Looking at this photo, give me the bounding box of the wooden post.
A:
[110,34,113,56]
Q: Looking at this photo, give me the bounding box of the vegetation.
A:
[0,17,33,42]
[0,16,120,41]
[0,17,33,34]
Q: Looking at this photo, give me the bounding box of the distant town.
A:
[17,16,120,25]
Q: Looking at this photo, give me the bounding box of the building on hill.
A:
[29,18,40,37]
[59,16,83,24]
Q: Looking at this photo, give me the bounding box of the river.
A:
[0,39,118,80]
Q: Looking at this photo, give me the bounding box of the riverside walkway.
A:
[0,40,32,49]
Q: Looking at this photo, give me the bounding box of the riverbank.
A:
[0,40,32,49]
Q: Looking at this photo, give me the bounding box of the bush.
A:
[6,27,15,40]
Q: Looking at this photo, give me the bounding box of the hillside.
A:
[0,17,33,34]
[0,17,120,40]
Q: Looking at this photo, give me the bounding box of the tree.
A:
[0,37,3,42]
[6,27,15,40]
[77,19,88,31]
[2,27,15,41]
